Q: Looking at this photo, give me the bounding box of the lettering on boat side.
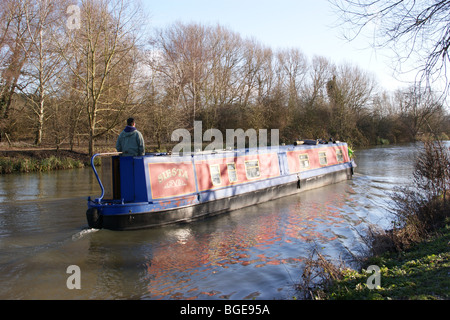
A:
[66,265,81,289]
[180,304,270,317]
[158,168,189,183]
[163,179,187,189]
[149,163,197,199]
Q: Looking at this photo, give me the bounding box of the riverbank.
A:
[323,223,449,300]
[299,140,450,300]
[0,149,90,174]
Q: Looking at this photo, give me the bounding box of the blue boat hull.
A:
[86,155,354,230]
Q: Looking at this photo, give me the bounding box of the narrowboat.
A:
[86,142,356,230]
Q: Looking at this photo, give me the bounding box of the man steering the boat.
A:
[116,117,145,156]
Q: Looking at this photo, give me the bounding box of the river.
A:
[0,143,422,300]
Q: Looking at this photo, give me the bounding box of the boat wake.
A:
[71,228,99,241]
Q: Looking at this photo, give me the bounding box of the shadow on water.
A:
[0,143,423,299]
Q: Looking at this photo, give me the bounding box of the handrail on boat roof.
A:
[90,152,122,203]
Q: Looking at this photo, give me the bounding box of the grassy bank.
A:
[325,223,449,300]
[0,149,90,174]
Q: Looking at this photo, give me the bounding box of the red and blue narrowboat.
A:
[86,141,356,230]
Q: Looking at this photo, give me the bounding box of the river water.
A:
[0,143,422,300]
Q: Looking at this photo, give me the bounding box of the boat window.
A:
[209,164,222,186]
[227,163,238,183]
[336,149,344,162]
[319,151,327,165]
[298,154,309,169]
[245,160,260,179]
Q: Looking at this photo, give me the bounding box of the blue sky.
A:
[142,0,414,91]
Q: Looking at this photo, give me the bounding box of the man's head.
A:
[127,117,135,126]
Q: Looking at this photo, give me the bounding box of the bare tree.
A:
[277,48,308,109]
[305,55,334,104]
[326,63,376,143]
[18,0,67,145]
[204,24,244,128]
[331,0,450,95]
[58,0,146,156]
[139,47,183,151]
[396,86,443,140]
[0,0,30,141]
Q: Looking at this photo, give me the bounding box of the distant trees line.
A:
[1,0,448,156]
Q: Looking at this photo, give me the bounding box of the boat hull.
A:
[88,164,353,231]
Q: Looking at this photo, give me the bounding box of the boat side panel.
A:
[195,153,280,191]
[287,144,349,174]
[198,161,352,202]
[100,166,352,230]
[94,161,353,215]
[134,157,149,202]
[147,161,197,200]
[120,157,135,202]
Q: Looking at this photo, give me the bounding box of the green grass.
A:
[325,224,450,300]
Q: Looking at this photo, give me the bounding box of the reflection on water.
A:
[136,184,361,300]
[0,143,423,299]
